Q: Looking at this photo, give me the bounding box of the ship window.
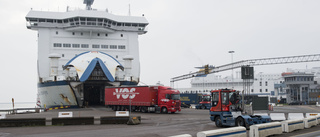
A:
[92,45,100,48]
[121,34,123,37]
[97,33,100,36]
[72,32,75,35]
[63,19,68,23]
[72,44,80,48]
[63,44,71,48]
[105,34,108,37]
[110,45,117,49]
[81,44,89,48]
[53,43,62,47]
[117,23,122,26]
[57,20,62,23]
[29,18,38,22]
[118,45,126,49]
[101,45,108,49]
[62,54,64,57]
[47,19,53,23]
[39,19,45,22]
[56,31,58,35]
[132,24,138,27]
[260,89,262,92]
[81,32,83,35]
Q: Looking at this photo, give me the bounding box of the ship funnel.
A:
[49,53,61,77]
[123,55,134,81]
[83,0,94,10]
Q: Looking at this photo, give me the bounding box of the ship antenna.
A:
[83,0,94,10]
[128,4,131,16]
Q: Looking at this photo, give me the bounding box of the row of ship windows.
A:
[53,43,126,49]
[28,17,147,27]
[56,31,124,37]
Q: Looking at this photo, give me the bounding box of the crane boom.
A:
[170,54,320,82]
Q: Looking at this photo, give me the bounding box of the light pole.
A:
[228,51,235,89]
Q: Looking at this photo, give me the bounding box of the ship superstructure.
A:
[26,1,148,108]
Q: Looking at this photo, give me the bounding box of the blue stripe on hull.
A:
[38,81,69,87]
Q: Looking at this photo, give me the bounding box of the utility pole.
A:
[228,51,235,89]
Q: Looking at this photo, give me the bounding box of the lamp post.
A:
[228,51,235,89]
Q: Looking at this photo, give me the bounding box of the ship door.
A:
[83,83,105,106]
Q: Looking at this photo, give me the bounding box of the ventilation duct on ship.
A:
[48,53,61,77]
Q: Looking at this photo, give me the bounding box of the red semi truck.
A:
[105,86,181,113]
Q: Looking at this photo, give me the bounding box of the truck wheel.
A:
[236,117,245,127]
[215,116,222,127]
[116,106,120,111]
[235,117,250,129]
[112,106,116,111]
[141,107,147,113]
[161,107,168,114]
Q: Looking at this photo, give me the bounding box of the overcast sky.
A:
[0,0,319,103]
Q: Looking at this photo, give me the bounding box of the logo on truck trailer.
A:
[113,88,140,99]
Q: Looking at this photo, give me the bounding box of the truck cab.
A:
[196,94,211,109]
[209,89,271,128]
[156,86,181,113]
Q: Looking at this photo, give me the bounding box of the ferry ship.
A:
[25,0,148,108]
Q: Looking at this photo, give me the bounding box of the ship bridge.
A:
[26,10,148,34]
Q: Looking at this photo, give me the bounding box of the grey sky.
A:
[0,0,319,103]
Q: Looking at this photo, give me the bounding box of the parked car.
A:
[288,101,303,105]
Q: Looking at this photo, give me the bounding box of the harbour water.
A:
[0,102,36,114]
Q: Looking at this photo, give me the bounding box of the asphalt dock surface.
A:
[0,105,320,137]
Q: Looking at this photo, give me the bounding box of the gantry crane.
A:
[170,54,320,83]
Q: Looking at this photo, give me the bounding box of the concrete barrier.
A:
[197,127,246,137]
[270,113,286,121]
[52,117,94,125]
[168,134,192,137]
[0,114,5,119]
[317,115,320,125]
[305,113,319,118]
[0,118,46,127]
[303,117,317,128]
[249,122,282,137]
[100,116,131,124]
[281,119,304,133]
[288,113,304,120]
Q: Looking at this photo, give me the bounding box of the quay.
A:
[0,106,320,137]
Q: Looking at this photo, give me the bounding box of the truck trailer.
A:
[105,86,181,113]
[180,93,202,108]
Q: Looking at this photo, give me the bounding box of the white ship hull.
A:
[27,1,148,108]
[38,81,78,108]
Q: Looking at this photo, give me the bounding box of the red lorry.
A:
[105,86,181,113]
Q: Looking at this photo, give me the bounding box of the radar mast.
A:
[83,0,94,10]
